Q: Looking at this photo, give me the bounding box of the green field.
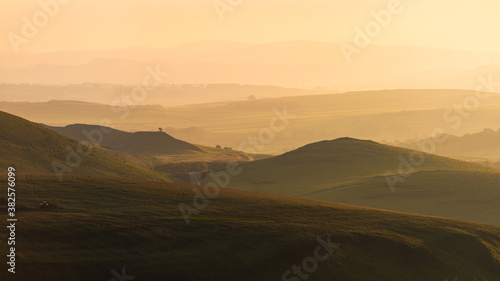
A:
[206,138,500,226]
[0,174,499,280]
[0,111,169,181]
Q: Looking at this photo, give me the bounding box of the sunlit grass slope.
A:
[0,111,168,180]
[213,138,500,225]
[222,138,491,194]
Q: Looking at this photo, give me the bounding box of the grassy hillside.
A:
[0,174,499,280]
[299,169,500,226]
[0,111,168,181]
[218,138,491,194]
[205,138,500,225]
[45,124,253,174]
[47,124,202,155]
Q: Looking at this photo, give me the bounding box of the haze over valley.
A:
[1,0,500,280]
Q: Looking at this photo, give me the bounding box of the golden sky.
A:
[1,0,500,53]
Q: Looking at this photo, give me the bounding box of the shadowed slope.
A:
[209,138,500,225]
[223,138,490,194]
[0,111,168,180]
[0,174,499,281]
[47,124,202,155]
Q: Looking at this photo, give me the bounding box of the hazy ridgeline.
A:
[2,88,500,155]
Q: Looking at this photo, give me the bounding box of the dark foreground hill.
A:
[0,174,498,281]
[0,111,167,180]
[47,123,202,155]
[207,138,500,226]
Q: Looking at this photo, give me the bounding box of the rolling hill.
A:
[46,124,202,155]
[44,123,253,176]
[205,138,500,226]
[0,174,499,280]
[3,88,500,154]
[0,111,168,181]
[216,137,491,194]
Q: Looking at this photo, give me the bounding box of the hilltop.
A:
[221,137,490,194]
[47,124,202,155]
[0,111,168,181]
[44,123,253,176]
[206,137,500,226]
[0,174,499,280]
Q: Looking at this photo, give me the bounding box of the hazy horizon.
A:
[3,0,500,92]
[3,0,500,53]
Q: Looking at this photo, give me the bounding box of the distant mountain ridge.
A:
[2,41,500,89]
[3,88,500,154]
[395,128,500,159]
